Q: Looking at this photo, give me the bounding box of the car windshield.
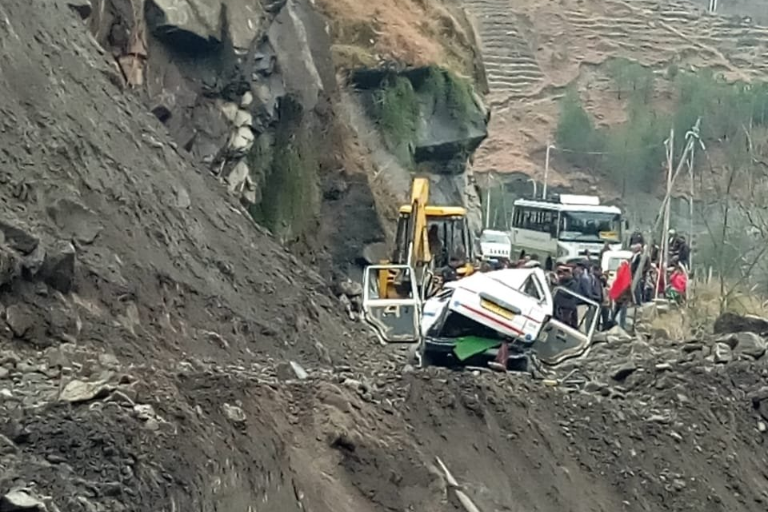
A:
[480,232,509,244]
[559,211,621,243]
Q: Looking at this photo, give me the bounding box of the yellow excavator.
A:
[377,177,476,299]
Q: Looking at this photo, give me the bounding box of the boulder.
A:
[5,304,34,339]
[46,197,103,244]
[0,246,20,287]
[227,126,255,155]
[60,379,114,403]
[39,241,76,293]
[361,242,389,265]
[224,0,266,52]
[225,160,251,195]
[0,221,39,255]
[267,0,333,114]
[67,0,92,19]
[21,244,46,277]
[714,312,768,335]
[713,342,732,364]
[731,332,767,360]
[145,0,223,45]
[222,403,247,423]
[0,489,46,511]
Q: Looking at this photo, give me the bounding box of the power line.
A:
[555,141,665,156]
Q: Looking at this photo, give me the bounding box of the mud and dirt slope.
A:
[1,1,768,512]
[0,0,351,366]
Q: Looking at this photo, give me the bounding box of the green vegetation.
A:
[371,66,480,159]
[606,57,654,103]
[444,72,476,122]
[555,65,768,195]
[248,99,319,239]
[372,75,420,153]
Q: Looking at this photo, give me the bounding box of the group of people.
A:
[551,260,612,331]
[627,229,690,305]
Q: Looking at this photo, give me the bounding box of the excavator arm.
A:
[407,177,432,267]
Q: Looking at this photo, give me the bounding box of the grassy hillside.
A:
[316,0,481,80]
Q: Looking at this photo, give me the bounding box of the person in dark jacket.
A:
[573,261,596,301]
[629,231,644,247]
[554,266,578,328]
[629,244,649,304]
[592,264,610,330]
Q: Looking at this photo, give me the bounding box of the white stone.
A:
[220,102,239,123]
[233,109,253,128]
[226,160,250,194]
[227,126,255,153]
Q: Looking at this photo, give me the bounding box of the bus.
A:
[510,194,625,269]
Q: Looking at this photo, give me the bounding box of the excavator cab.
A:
[364,178,478,341]
[382,205,475,300]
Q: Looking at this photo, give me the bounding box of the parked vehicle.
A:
[509,194,627,269]
[479,229,512,261]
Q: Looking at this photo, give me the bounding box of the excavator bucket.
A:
[362,264,421,345]
[533,287,599,366]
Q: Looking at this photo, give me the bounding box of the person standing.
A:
[592,264,610,330]
[554,266,579,328]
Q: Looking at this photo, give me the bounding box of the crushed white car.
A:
[361,265,600,369]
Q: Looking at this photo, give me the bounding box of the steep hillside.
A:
[464,0,768,222]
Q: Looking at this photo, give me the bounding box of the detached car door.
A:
[362,264,421,344]
[534,286,599,366]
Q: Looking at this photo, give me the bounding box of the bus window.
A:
[559,211,621,243]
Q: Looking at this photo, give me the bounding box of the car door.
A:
[362,264,421,345]
[534,286,599,366]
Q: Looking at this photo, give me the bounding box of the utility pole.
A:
[657,128,675,300]
[631,119,701,317]
[543,143,554,200]
[687,138,695,300]
[484,175,492,230]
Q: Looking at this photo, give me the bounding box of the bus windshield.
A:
[559,211,621,243]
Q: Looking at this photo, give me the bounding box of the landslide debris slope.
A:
[1,1,768,512]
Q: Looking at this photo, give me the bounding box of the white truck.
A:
[479,229,512,261]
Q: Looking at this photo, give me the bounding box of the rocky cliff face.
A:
[87,0,338,246]
[81,0,487,271]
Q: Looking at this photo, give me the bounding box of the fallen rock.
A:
[5,304,34,339]
[290,361,308,380]
[0,433,16,455]
[611,363,639,382]
[0,246,20,286]
[335,279,363,298]
[361,242,388,265]
[38,241,76,293]
[713,343,732,364]
[59,379,114,403]
[730,332,767,360]
[67,0,92,19]
[222,403,247,424]
[714,312,768,335]
[0,221,38,255]
[145,0,223,45]
[0,489,46,511]
[46,198,103,245]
